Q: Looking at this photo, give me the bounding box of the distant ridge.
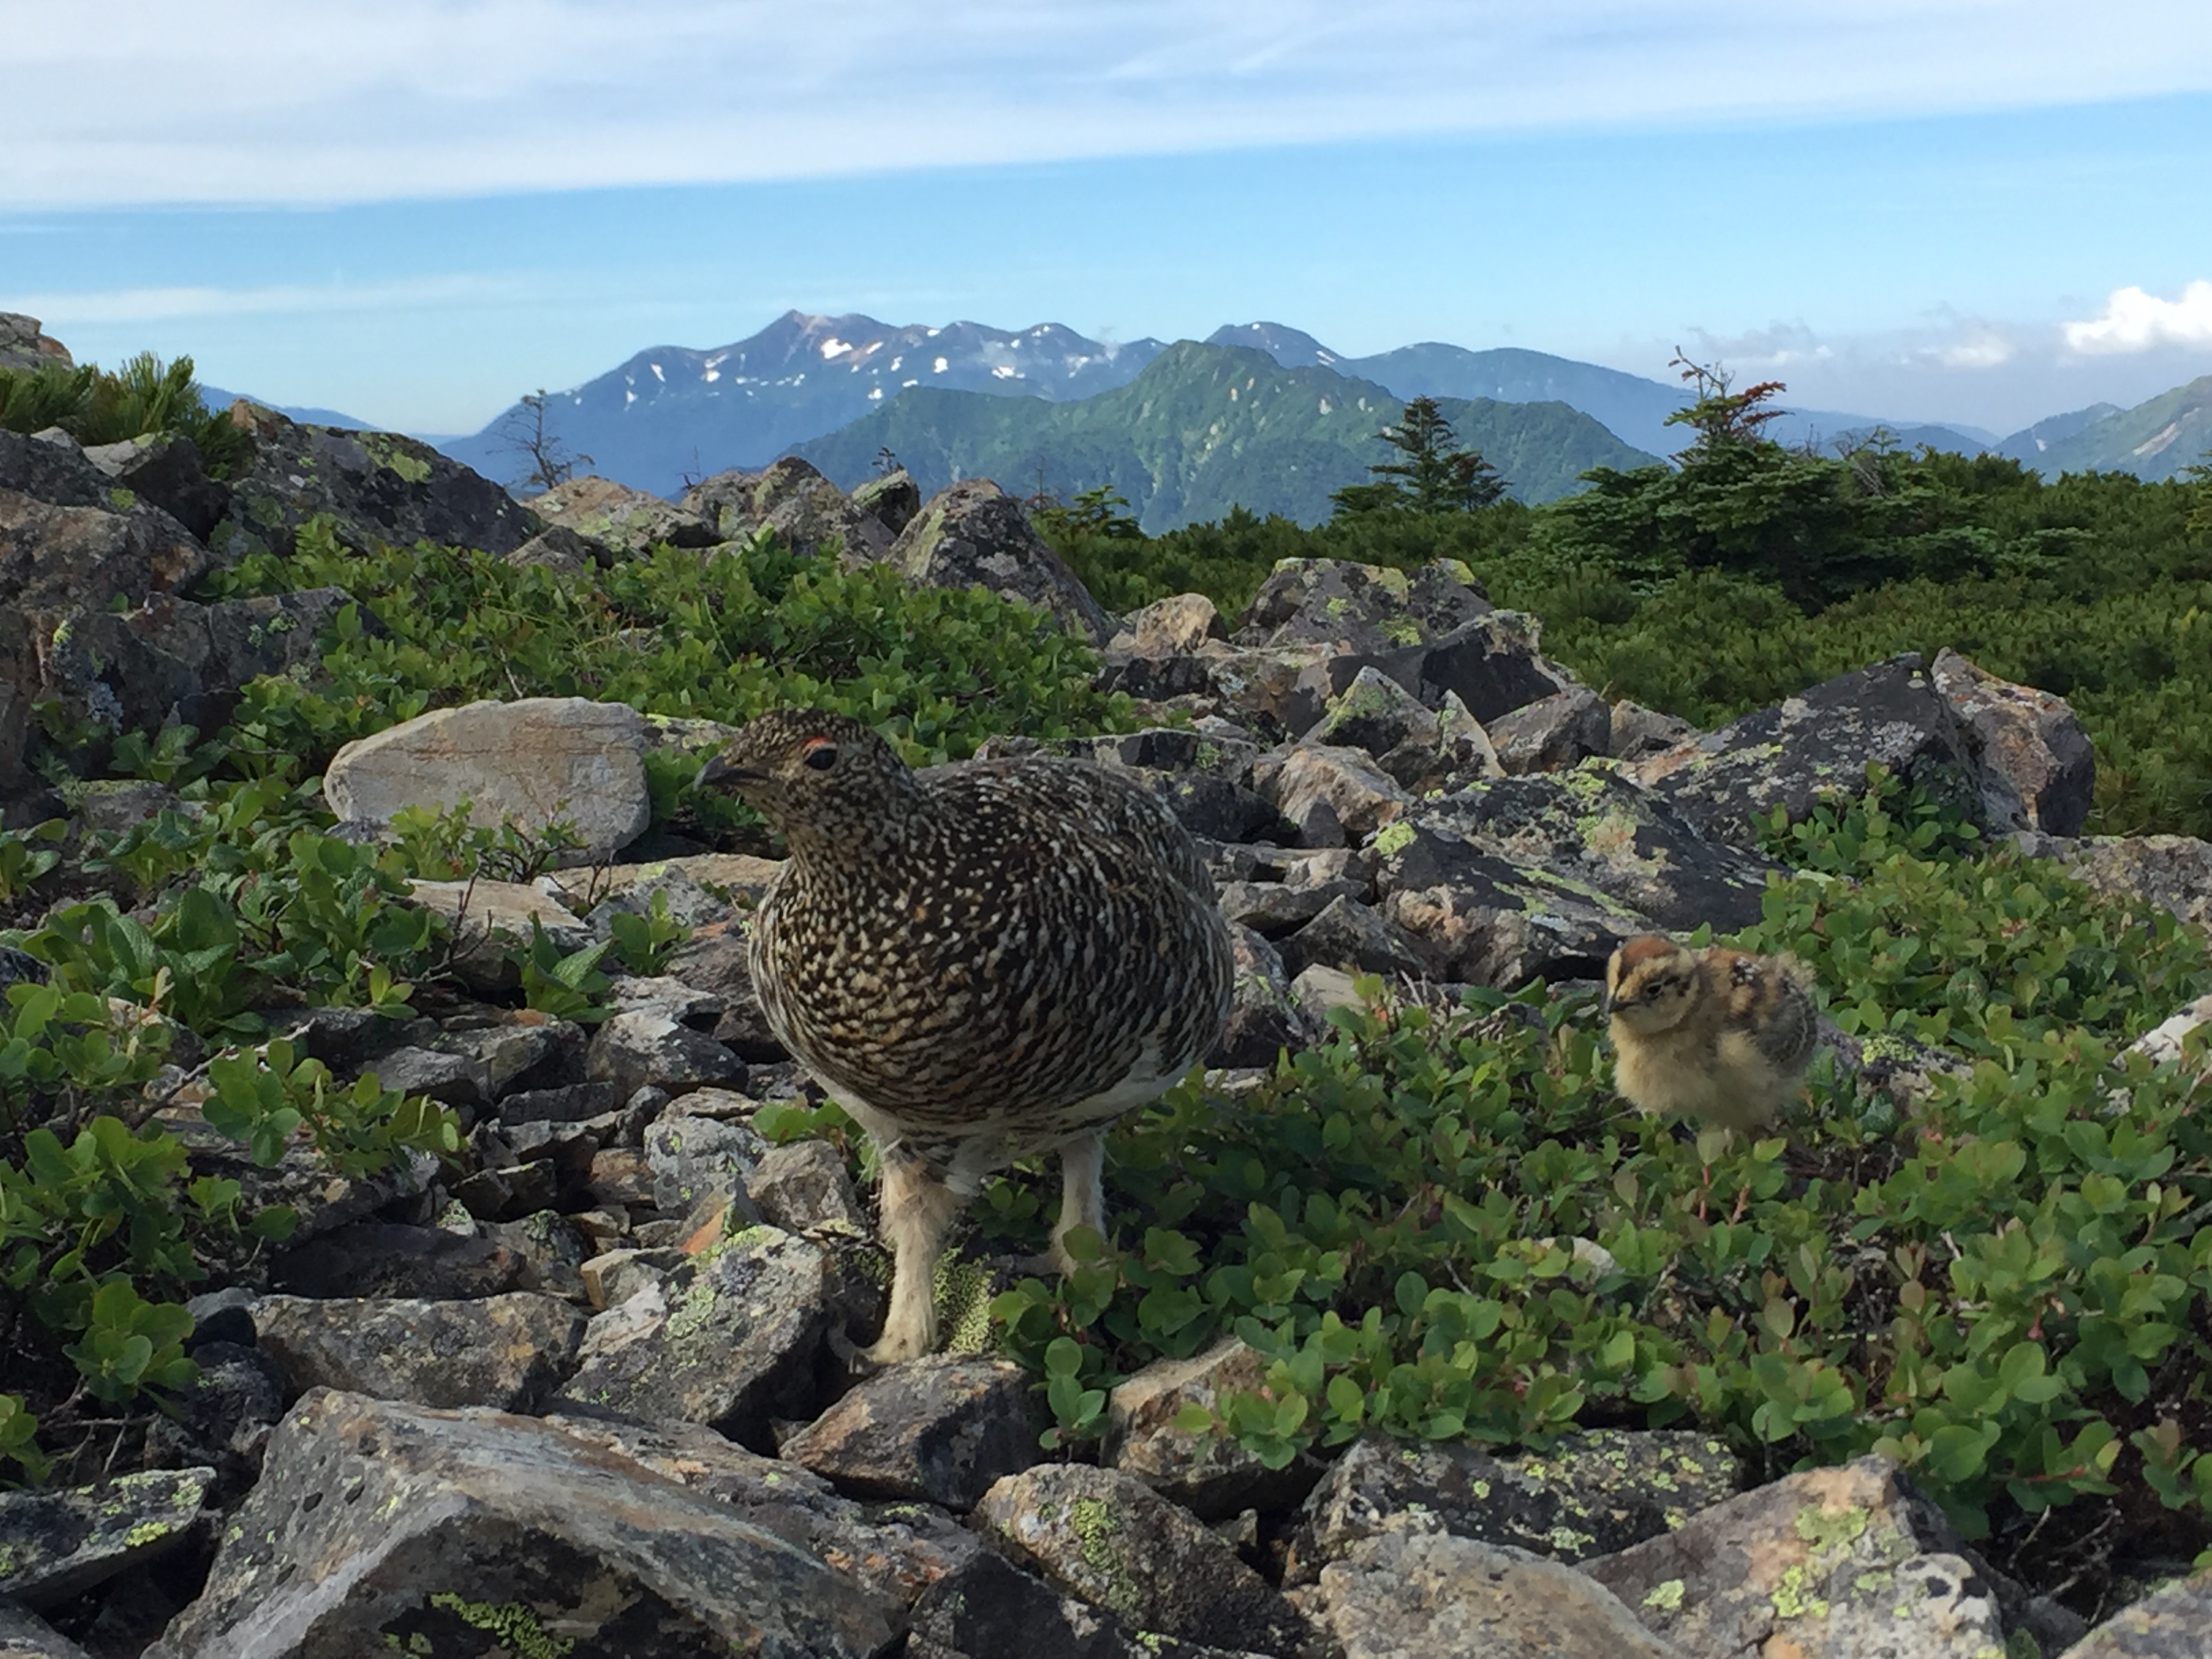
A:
[794,340,1659,531]
[197,385,377,431]
[435,310,1166,496]
[2001,377,2212,483]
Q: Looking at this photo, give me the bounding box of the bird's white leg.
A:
[866,1150,964,1366]
[1047,1127,1110,1275]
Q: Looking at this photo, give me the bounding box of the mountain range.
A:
[792,341,1658,530]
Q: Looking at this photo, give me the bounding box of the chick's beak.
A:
[693,750,755,794]
[1599,990,1614,1019]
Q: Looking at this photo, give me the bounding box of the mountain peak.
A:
[1206,322,1340,369]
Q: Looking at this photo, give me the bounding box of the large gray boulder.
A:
[1930,647,2095,836]
[886,479,1113,644]
[0,312,72,373]
[1630,653,1984,846]
[1234,557,1493,653]
[211,403,540,562]
[528,472,718,554]
[143,1391,898,1659]
[682,456,897,560]
[81,431,230,541]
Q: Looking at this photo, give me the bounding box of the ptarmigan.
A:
[1603,935,1818,1132]
[698,710,1235,1364]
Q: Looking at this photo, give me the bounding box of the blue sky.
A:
[6,1,2211,437]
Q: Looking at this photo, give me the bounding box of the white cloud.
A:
[7,274,530,326]
[3,1,2211,207]
[2062,281,2212,354]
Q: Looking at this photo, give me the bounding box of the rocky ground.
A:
[3,394,2212,1656]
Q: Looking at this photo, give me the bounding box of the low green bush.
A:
[0,352,247,478]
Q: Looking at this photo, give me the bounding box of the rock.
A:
[0,1605,95,1659]
[851,466,922,535]
[1235,557,1492,653]
[81,431,230,541]
[1609,700,1696,760]
[551,1225,851,1446]
[1217,879,1366,938]
[1108,1338,1322,1520]
[748,1139,865,1231]
[143,1390,897,1659]
[0,1467,211,1608]
[325,696,652,861]
[210,403,540,562]
[527,472,718,554]
[781,1354,1042,1510]
[587,1145,660,1210]
[584,863,734,937]
[1931,647,2095,835]
[580,1245,687,1311]
[140,1340,289,1505]
[1305,664,1440,759]
[1368,819,1641,986]
[248,1291,587,1410]
[366,1043,488,1107]
[1285,1430,1742,1584]
[1125,592,1229,657]
[436,1018,579,1098]
[1261,744,1411,845]
[1315,1531,1686,1659]
[589,1007,747,1099]
[975,1464,1313,1656]
[1277,893,1428,981]
[1581,1455,2007,1659]
[1340,612,1574,729]
[451,1157,562,1221]
[0,312,72,373]
[1486,687,1614,775]
[497,1078,626,1125]
[2036,834,2212,932]
[2064,1566,2212,1655]
[271,1220,525,1300]
[661,922,787,1059]
[1629,653,1984,846]
[0,485,214,790]
[1412,769,1778,937]
[407,878,595,989]
[887,479,1113,644]
[685,457,897,561]
[1210,925,1309,1068]
[1290,964,1364,1025]
[646,1105,768,1212]
[906,1549,1271,1659]
[483,1208,592,1300]
[62,585,352,739]
[505,521,610,572]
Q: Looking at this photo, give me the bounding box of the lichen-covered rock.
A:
[1305,664,1439,758]
[589,1008,747,1099]
[1211,924,1310,1067]
[249,1291,587,1411]
[82,431,230,541]
[1107,1338,1323,1520]
[906,1549,1273,1659]
[684,457,896,561]
[1235,557,1492,653]
[1931,647,2095,835]
[1315,1531,1687,1659]
[661,920,790,1059]
[781,1354,1042,1510]
[850,466,922,536]
[0,1604,96,1659]
[529,472,718,554]
[972,1464,1314,1656]
[483,1208,592,1300]
[1609,699,1697,760]
[2032,833,2212,932]
[270,1220,525,1300]
[1413,769,1778,937]
[0,1467,211,1609]
[2061,1566,2212,1656]
[506,521,610,572]
[1368,819,1643,985]
[1581,1456,2008,1659]
[326,696,652,861]
[142,1391,897,1659]
[1630,653,1984,846]
[646,1105,767,1212]
[1122,592,1228,657]
[747,1139,865,1231]
[1277,893,1429,981]
[212,403,539,562]
[0,312,70,373]
[1487,687,1614,775]
[1261,743,1412,846]
[551,1225,851,1445]
[886,479,1113,644]
[407,877,598,991]
[1286,1431,1742,1584]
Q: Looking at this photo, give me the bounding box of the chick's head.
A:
[1605,934,1704,1034]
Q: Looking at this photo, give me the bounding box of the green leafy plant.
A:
[605,891,689,977]
[203,1038,459,1179]
[509,921,616,1023]
[0,821,64,903]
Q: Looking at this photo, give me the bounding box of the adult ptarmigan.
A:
[698,709,1235,1363]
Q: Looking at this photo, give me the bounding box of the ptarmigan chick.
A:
[697,710,1235,1364]
[1603,935,1818,1132]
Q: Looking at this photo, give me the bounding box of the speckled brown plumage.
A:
[1603,934,1818,1132]
[697,708,1235,1361]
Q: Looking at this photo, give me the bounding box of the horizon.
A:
[7,3,2212,438]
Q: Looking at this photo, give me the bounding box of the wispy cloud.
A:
[6,0,2210,207]
[2062,280,2212,354]
[9,274,533,327]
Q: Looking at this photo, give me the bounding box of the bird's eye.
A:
[801,739,838,772]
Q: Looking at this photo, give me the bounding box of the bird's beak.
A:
[693,751,754,794]
[1599,990,1614,1018]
